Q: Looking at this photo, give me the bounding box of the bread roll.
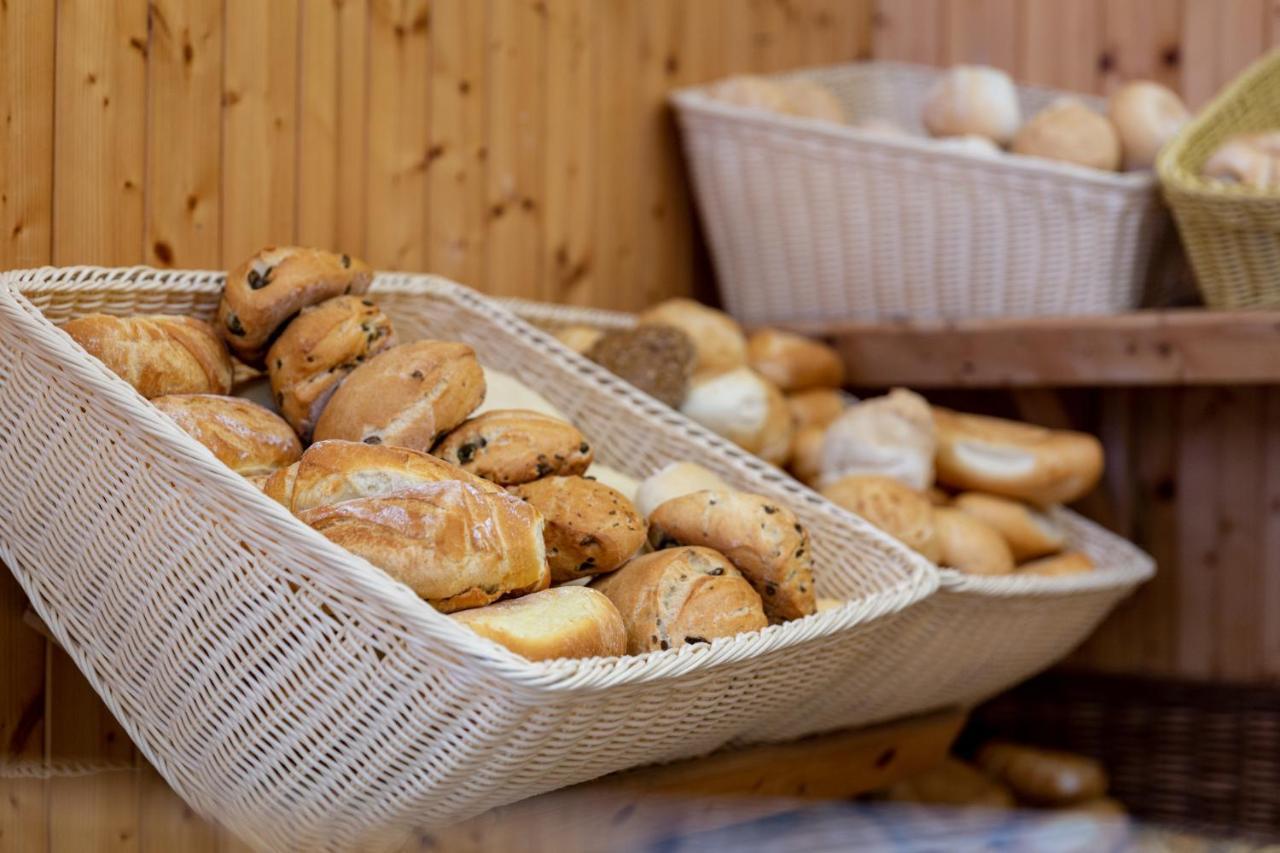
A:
[933,408,1104,506]
[952,492,1065,561]
[586,325,695,408]
[707,75,790,114]
[648,490,815,621]
[217,246,373,365]
[821,474,940,563]
[433,409,592,485]
[634,462,729,518]
[746,328,845,392]
[1107,81,1190,170]
[638,298,747,375]
[680,367,793,465]
[312,340,485,451]
[592,547,767,653]
[1019,550,1094,577]
[787,424,826,486]
[62,313,233,398]
[884,758,1015,809]
[475,368,566,420]
[933,507,1015,575]
[509,475,646,581]
[299,481,549,612]
[265,295,397,440]
[976,742,1107,806]
[554,324,605,354]
[935,134,1002,157]
[815,596,844,613]
[925,487,951,506]
[1012,98,1121,171]
[787,388,849,431]
[922,65,1021,145]
[152,394,301,477]
[1203,131,1280,190]
[820,388,936,491]
[779,78,845,123]
[585,464,640,503]
[450,587,626,661]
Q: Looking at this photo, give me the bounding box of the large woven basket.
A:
[670,62,1167,326]
[1158,49,1280,309]
[0,267,937,852]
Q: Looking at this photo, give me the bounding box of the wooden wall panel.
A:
[296,0,340,250]
[1018,0,1101,92]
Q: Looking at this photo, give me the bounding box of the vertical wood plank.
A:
[1019,0,1103,93]
[871,0,945,65]
[1181,0,1268,108]
[139,765,218,853]
[1174,388,1219,679]
[1100,0,1184,94]
[1264,388,1280,678]
[335,0,369,258]
[943,0,1019,72]
[0,0,56,269]
[296,0,340,249]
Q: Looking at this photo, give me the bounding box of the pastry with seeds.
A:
[450,587,627,661]
[433,409,593,486]
[509,475,647,582]
[62,313,233,398]
[153,394,301,478]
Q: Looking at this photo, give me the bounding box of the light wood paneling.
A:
[1018,0,1101,92]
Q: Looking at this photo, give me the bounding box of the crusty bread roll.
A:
[586,325,695,408]
[1203,131,1280,190]
[933,408,1104,506]
[1019,550,1094,577]
[62,313,233,398]
[746,328,845,392]
[585,464,640,502]
[634,461,729,518]
[952,492,1065,561]
[509,475,646,582]
[152,394,301,477]
[433,409,592,485]
[592,547,767,653]
[787,424,826,486]
[820,474,940,563]
[679,367,793,465]
[638,298,747,376]
[922,65,1021,145]
[779,78,845,123]
[265,295,397,440]
[706,75,790,114]
[450,586,626,661]
[1107,81,1189,170]
[933,507,1015,575]
[475,368,566,420]
[820,388,936,491]
[299,481,549,612]
[884,758,1016,809]
[787,388,849,432]
[312,340,485,451]
[553,324,605,354]
[976,741,1107,806]
[648,490,815,621]
[217,246,373,365]
[1012,98,1121,171]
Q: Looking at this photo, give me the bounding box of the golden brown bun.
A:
[433,409,593,485]
[475,368,566,420]
[747,328,845,392]
[1107,81,1189,170]
[509,476,646,582]
[265,296,396,440]
[707,75,791,114]
[779,78,845,123]
[62,313,233,398]
[586,325,695,408]
[553,324,605,354]
[1203,131,1280,190]
[216,246,373,365]
[638,298,747,375]
[820,388,936,491]
[925,487,951,506]
[1019,550,1094,577]
[450,587,626,661]
[299,482,548,612]
[648,490,815,621]
[592,547,767,653]
[787,388,848,432]
[634,462,729,518]
[922,65,1021,144]
[679,367,792,465]
[820,474,940,563]
[1012,98,1121,171]
[933,507,1015,575]
[152,394,301,477]
[952,492,1065,561]
[883,758,1015,808]
[976,741,1108,806]
[933,408,1104,506]
[313,340,485,451]
[786,424,826,486]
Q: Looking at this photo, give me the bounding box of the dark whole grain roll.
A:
[586,325,695,408]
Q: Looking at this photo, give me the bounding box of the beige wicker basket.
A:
[0,267,937,852]
[670,62,1167,325]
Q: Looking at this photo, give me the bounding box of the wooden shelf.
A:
[788,311,1280,388]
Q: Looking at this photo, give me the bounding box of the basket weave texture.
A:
[671,61,1166,325]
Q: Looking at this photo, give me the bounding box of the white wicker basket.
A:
[670,62,1168,325]
[0,267,937,852]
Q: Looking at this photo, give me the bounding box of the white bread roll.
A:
[1107,81,1189,170]
[474,367,566,420]
[936,134,1002,158]
[819,388,936,491]
[450,587,626,661]
[1012,98,1121,171]
[679,367,792,465]
[922,65,1021,145]
[1203,132,1280,190]
[638,298,747,376]
[634,461,729,518]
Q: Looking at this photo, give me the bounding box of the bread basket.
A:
[0,267,936,851]
[670,61,1167,325]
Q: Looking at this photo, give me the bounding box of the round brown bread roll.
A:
[591,547,767,653]
[648,490,815,622]
[298,481,549,612]
[679,367,793,465]
[933,507,1015,575]
[1012,98,1121,171]
[883,758,1015,809]
[975,741,1107,807]
[820,474,940,563]
[509,475,646,581]
[634,462,729,518]
[216,246,373,365]
[951,492,1065,561]
[554,324,605,354]
[586,325,695,408]
[266,296,397,440]
[922,65,1021,145]
[62,313,233,398]
[1106,81,1189,171]
[1019,550,1094,577]
[433,409,593,485]
[312,340,485,451]
[933,408,1104,506]
[637,298,747,376]
[152,394,301,477]
[746,328,845,393]
[787,388,848,432]
[787,424,826,487]
[450,587,626,661]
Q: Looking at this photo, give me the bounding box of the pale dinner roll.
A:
[952,492,1065,561]
[634,461,729,518]
[1012,98,1121,171]
[933,408,1104,506]
[787,424,826,487]
[62,313,234,399]
[450,587,626,661]
[152,394,301,478]
[933,507,1015,575]
[935,134,1002,157]
[820,474,940,563]
[1203,132,1280,190]
[1019,550,1094,577]
[922,65,1021,145]
[746,328,845,392]
[787,388,849,432]
[553,324,605,354]
[638,298,747,375]
[679,367,792,465]
[779,78,845,123]
[509,475,646,582]
[433,409,593,485]
[474,367,567,420]
[706,74,790,114]
[820,388,936,491]
[1107,81,1190,170]
[586,464,640,503]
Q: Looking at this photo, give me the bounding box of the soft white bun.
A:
[634,461,729,519]
[936,134,1002,158]
[1107,81,1189,170]
[1012,98,1121,171]
[588,463,641,503]
[475,367,566,420]
[1203,132,1280,190]
[922,65,1021,145]
[819,388,936,491]
[679,367,792,465]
